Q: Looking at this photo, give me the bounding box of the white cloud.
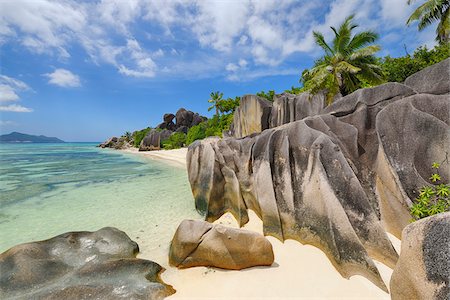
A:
[0,75,29,102]
[0,104,33,112]
[0,0,437,81]
[44,69,81,87]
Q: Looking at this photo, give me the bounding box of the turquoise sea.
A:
[0,143,200,254]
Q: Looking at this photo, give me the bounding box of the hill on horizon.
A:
[0,132,65,143]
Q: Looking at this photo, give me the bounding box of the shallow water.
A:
[0,143,200,253]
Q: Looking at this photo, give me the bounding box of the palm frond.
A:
[335,61,361,74]
[348,31,379,50]
[313,31,334,54]
[349,45,381,60]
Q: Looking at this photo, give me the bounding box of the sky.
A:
[0,0,436,142]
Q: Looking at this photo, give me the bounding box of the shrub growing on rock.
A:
[132,127,151,147]
[410,162,450,221]
[162,132,187,150]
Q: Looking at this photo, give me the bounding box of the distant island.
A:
[0,132,64,143]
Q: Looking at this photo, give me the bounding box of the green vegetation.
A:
[186,114,234,145]
[302,15,383,104]
[380,43,450,82]
[256,90,275,101]
[132,127,151,147]
[407,0,450,44]
[208,91,224,115]
[217,96,240,114]
[410,162,450,221]
[162,132,187,150]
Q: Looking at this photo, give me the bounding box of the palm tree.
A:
[302,15,383,104]
[407,0,450,44]
[208,91,223,116]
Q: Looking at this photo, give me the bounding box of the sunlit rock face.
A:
[187,61,450,292]
[169,219,274,270]
[229,95,273,138]
[0,227,175,300]
[391,212,450,300]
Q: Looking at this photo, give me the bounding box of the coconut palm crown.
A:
[407,0,450,44]
[208,91,224,116]
[302,15,383,105]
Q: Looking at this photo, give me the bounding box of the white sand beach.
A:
[121,147,188,169]
[125,147,401,299]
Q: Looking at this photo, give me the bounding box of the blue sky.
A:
[0,0,436,142]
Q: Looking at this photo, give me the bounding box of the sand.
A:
[124,147,402,299]
[121,147,188,168]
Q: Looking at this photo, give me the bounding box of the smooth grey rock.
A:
[139,129,172,151]
[231,95,272,138]
[270,92,325,127]
[375,94,450,237]
[175,108,194,128]
[169,219,274,270]
[0,227,175,299]
[404,58,450,95]
[391,212,450,300]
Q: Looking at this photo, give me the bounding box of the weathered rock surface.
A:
[230,95,273,138]
[404,58,450,95]
[98,136,133,150]
[187,62,450,291]
[0,227,175,299]
[270,92,325,128]
[169,219,274,270]
[139,129,172,151]
[391,212,450,300]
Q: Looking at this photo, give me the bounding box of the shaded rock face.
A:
[270,92,325,128]
[98,136,132,150]
[391,212,450,300]
[404,58,450,95]
[0,227,175,299]
[139,129,172,151]
[230,95,273,138]
[187,62,450,291]
[169,219,274,270]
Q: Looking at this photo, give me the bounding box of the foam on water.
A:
[0,143,201,253]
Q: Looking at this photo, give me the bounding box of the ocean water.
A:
[0,143,200,254]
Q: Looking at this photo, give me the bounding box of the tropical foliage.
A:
[208,91,224,115]
[407,0,450,44]
[186,114,234,145]
[162,132,187,150]
[381,43,449,82]
[302,15,384,104]
[132,127,151,147]
[410,162,450,221]
[256,90,275,101]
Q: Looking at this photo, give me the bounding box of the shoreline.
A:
[119,147,188,169]
[118,147,401,299]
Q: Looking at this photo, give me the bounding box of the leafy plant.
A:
[301,15,383,104]
[256,90,275,102]
[410,162,450,221]
[162,132,187,150]
[381,44,449,82]
[186,114,234,145]
[407,0,450,44]
[208,91,224,116]
[132,127,151,148]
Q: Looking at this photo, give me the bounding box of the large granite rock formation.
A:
[186,61,450,291]
[0,227,175,299]
[169,219,274,270]
[98,136,133,150]
[139,129,172,151]
[391,212,450,300]
[230,95,272,138]
[404,58,450,95]
[270,92,325,128]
